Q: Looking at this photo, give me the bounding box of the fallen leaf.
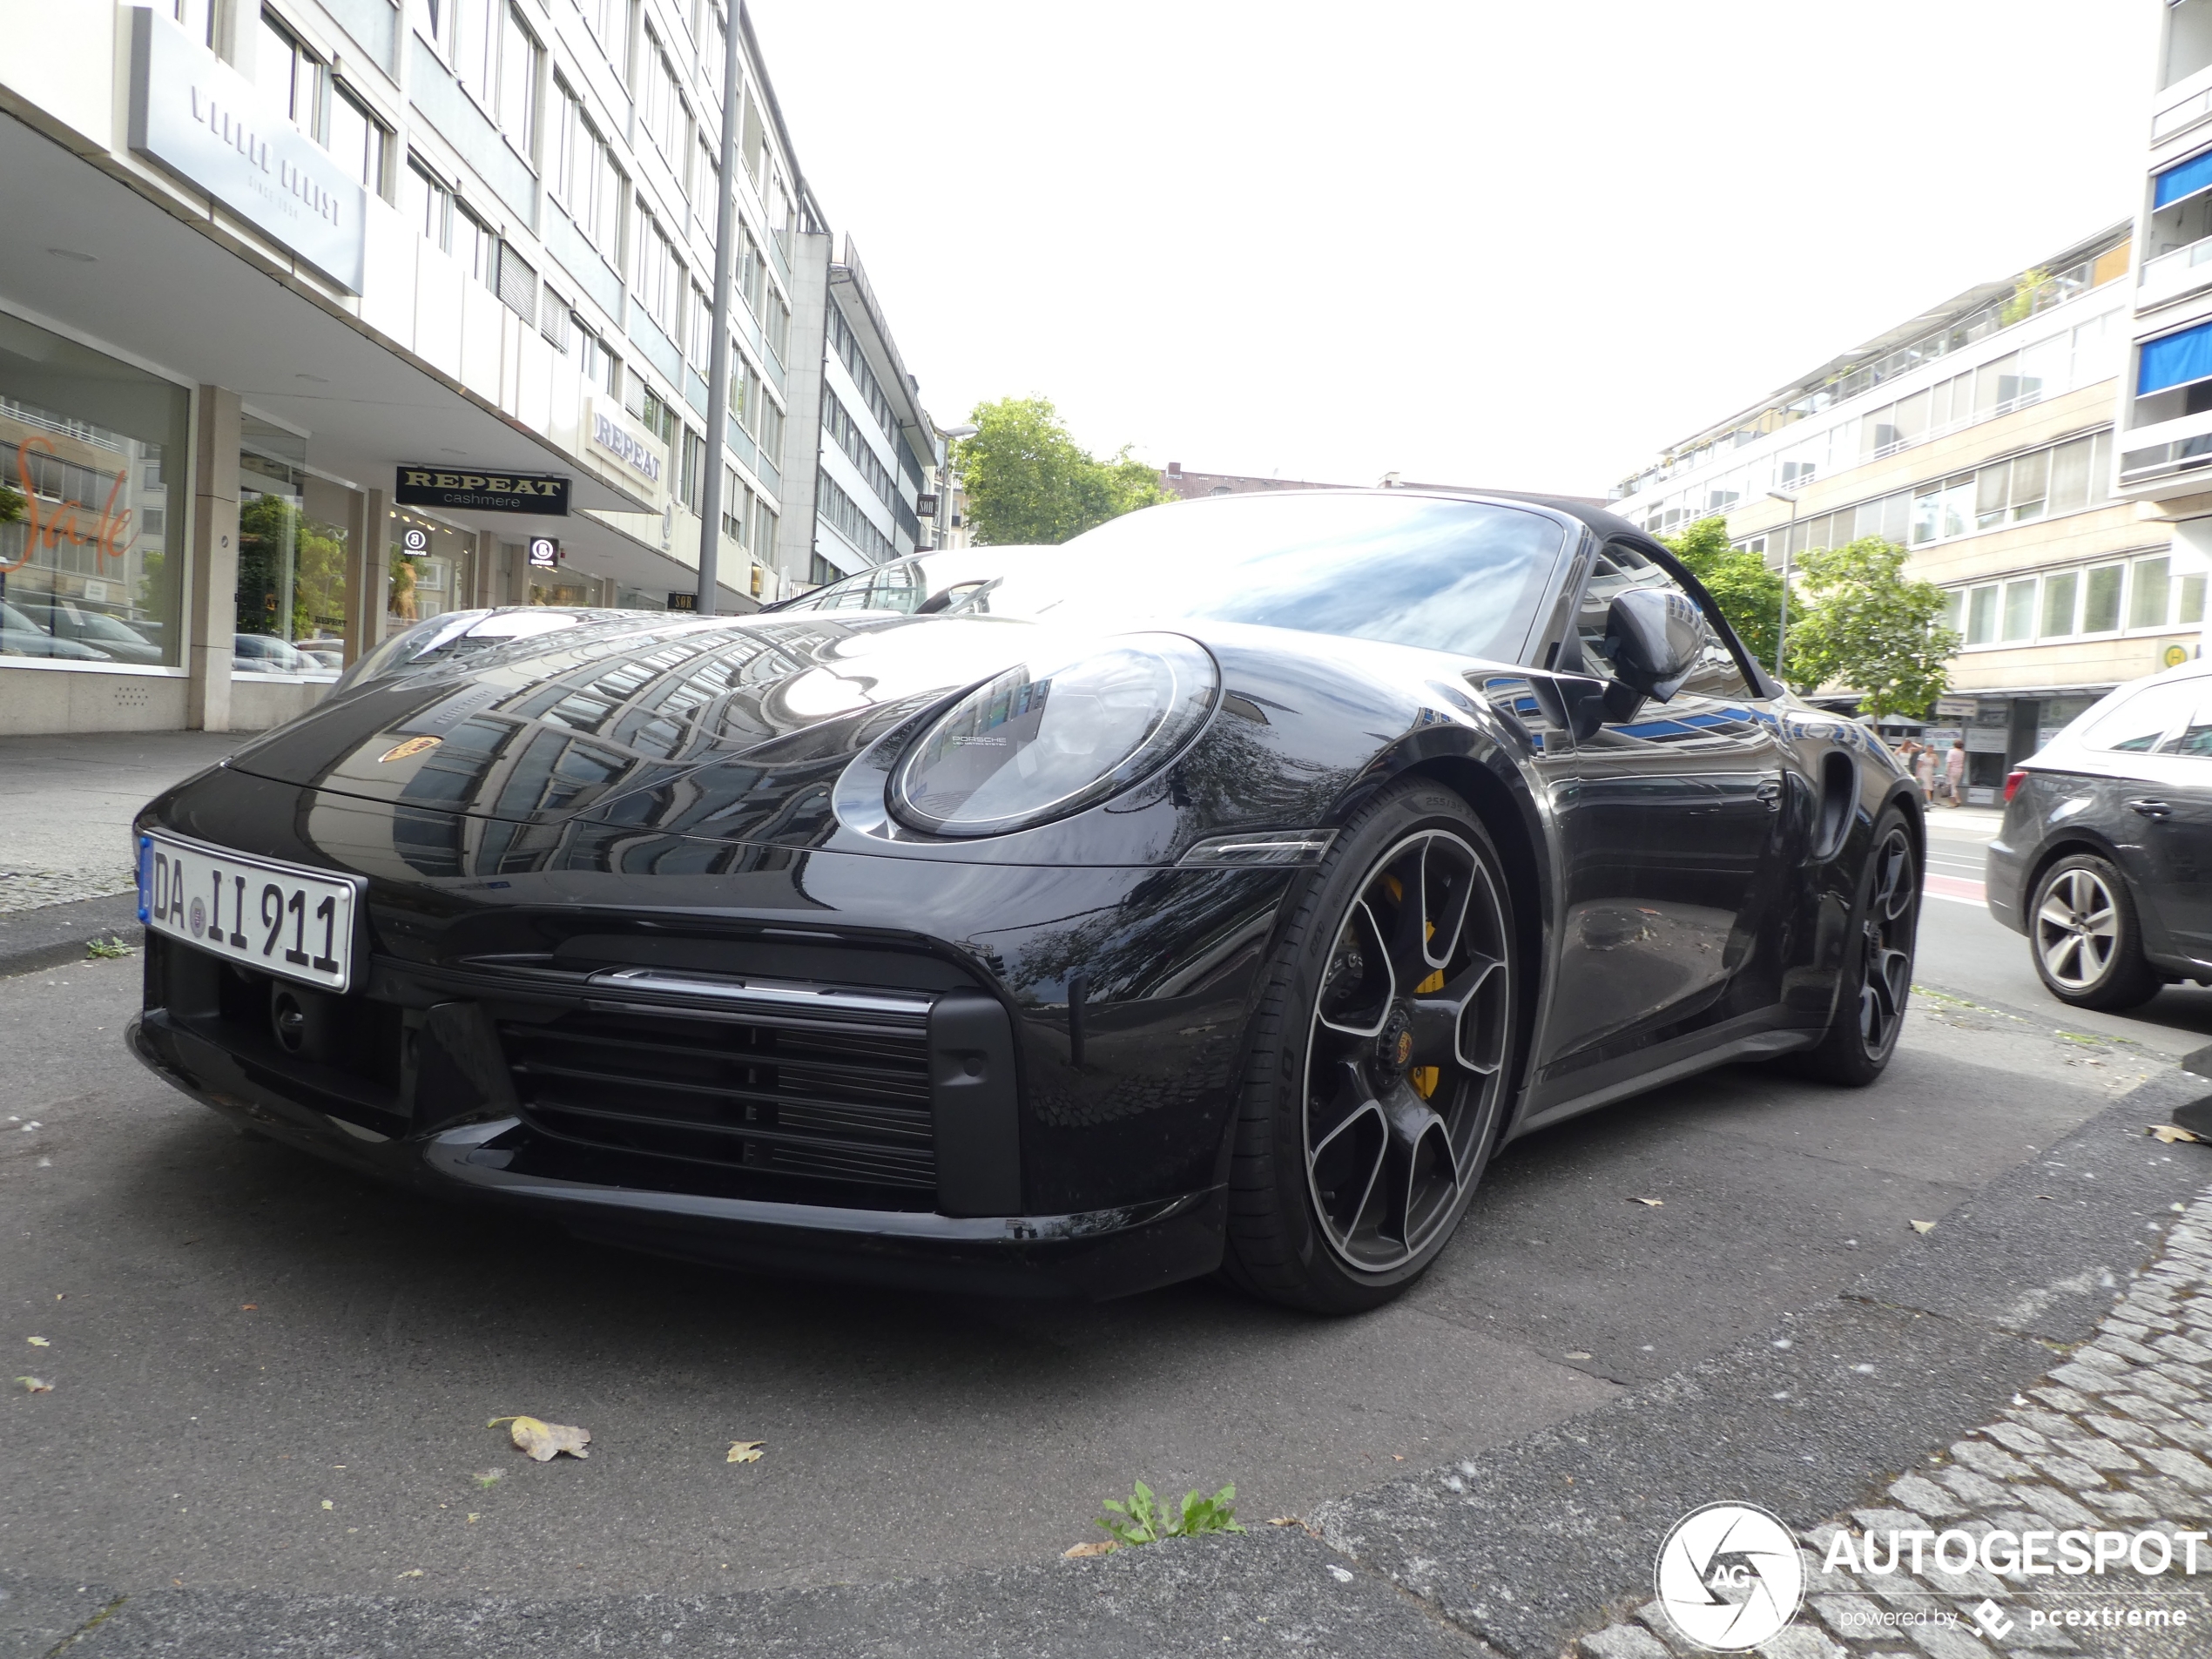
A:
[396,1569,424,1580]
[17,1376,52,1393]
[1391,1453,1405,1461]
[2036,1194,2055,1201]
[2149,1125,2202,1144]
[489,1415,590,1460]
[466,1513,481,1523]
[320,1501,334,1510]
[1909,1220,1936,1233]
[26,1337,50,1347]
[1062,1541,1116,1558]
[1563,1351,1593,1360]
[1630,1197,1663,1208]
[725,1440,765,1465]
[1268,1517,1300,1527]
[241,1304,258,1312]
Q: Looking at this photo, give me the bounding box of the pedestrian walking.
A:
[1912,742,1937,803]
[1941,738,1967,807]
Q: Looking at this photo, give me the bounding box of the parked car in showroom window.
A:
[128,493,1923,1312]
[1987,658,2212,1009]
[1,598,111,659]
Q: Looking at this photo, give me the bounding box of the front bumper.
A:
[129,1007,1225,1299]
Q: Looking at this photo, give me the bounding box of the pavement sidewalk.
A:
[0,731,239,919]
[0,731,239,974]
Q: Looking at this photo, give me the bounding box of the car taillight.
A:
[2003,769,2027,803]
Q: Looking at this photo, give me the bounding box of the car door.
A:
[1527,541,1804,1099]
[2129,685,2212,965]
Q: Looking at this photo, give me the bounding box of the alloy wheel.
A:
[1302,829,1511,1275]
[1858,826,1916,1056]
[2035,867,2120,990]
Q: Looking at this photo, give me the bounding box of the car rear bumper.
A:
[128,1005,1226,1301]
[1985,833,2029,934]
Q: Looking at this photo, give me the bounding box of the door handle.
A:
[1756,779,1784,812]
[2128,798,2173,818]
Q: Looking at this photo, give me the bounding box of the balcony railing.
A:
[2141,235,2212,306]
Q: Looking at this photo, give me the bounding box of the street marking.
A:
[1923,873,1986,906]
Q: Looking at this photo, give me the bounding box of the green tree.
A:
[1662,516,1785,671]
[1783,536,1959,718]
[955,395,1172,545]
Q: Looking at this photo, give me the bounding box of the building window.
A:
[814,472,894,565]
[454,202,496,287]
[448,0,539,152]
[258,13,323,134]
[1965,585,2000,646]
[2084,563,2126,633]
[687,286,713,370]
[401,157,452,248]
[552,82,624,259]
[635,212,681,336]
[2040,570,2078,637]
[639,27,686,162]
[235,415,348,680]
[0,315,191,670]
[327,84,389,193]
[808,552,840,589]
[678,427,705,510]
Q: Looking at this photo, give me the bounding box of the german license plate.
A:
[138,833,361,992]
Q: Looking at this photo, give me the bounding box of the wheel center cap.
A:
[1378,1007,1414,1073]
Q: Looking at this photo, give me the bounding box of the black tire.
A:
[1220,779,1518,1314]
[1788,806,1919,1087]
[2027,853,2161,1011]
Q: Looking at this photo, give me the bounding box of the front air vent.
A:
[496,974,938,1197]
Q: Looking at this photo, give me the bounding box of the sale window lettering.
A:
[0,312,189,667]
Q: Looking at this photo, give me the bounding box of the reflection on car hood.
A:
[221,610,1065,828]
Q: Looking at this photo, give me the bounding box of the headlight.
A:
[887,634,1217,836]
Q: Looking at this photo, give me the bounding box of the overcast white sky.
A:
[745,1,2159,496]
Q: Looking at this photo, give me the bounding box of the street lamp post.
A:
[691,5,746,616]
[1766,488,1800,682]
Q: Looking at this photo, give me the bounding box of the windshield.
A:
[794,496,1569,659]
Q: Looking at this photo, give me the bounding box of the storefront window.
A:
[236,417,347,679]
[526,565,592,607]
[387,509,475,626]
[0,312,187,666]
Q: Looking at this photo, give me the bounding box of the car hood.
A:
[222,610,1070,829]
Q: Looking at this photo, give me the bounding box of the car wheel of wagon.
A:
[2029,853,2161,1011]
[1221,779,1517,1314]
[1786,806,1919,1087]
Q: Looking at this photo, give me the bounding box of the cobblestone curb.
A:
[1580,1180,2212,1659]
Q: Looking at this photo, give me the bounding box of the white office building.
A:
[0,0,937,735]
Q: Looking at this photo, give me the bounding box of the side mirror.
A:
[1605,587,1703,703]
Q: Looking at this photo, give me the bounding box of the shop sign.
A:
[126,9,367,294]
[667,591,697,610]
[395,466,570,516]
[583,398,670,512]
[915,493,940,516]
[526,536,560,569]
[1965,728,2010,753]
[1932,695,1977,718]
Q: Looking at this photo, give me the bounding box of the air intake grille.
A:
[497,978,936,1194]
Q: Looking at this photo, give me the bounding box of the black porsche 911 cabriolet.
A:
[129,491,1922,1312]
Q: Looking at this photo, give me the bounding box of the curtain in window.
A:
[2138,320,2212,395]
[2155,147,2212,209]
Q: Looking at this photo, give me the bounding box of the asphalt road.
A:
[1,868,2177,1608]
[1915,805,2212,1056]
